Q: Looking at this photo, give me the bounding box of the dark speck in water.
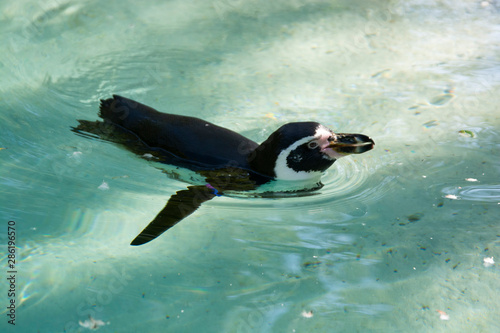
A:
[458,129,475,138]
[423,120,439,128]
[429,93,454,106]
[303,261,321,269]
[408,213,424,222]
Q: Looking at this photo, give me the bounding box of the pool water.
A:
[1,0,499,332]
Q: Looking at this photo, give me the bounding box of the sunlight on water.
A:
[1,0,499,332]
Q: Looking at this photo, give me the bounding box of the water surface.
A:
[1,0,499,332]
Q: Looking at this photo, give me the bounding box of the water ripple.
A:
[442,184,500,202]
[211,155,389,219]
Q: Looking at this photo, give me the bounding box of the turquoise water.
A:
[1,0,500,332]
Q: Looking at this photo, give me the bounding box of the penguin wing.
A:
[130,185,217,245]
[131,169,261,246]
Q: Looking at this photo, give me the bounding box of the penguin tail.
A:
[98,94,133,126]
[99,94,161,130]
[71,119,111,140]
[72,95,146,146]
[71,118,135,144]
[71,118,157,159]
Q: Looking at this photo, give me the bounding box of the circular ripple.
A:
[442,185,500,202]
[213,156,391,215]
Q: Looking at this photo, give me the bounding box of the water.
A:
[1,0,499,332]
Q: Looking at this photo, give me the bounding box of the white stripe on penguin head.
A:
[273,125,332,181]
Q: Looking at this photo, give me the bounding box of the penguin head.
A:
[249,122,374,181]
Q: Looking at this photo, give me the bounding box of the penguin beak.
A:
[327,133,375,155]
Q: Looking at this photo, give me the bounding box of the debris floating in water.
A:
[436,310,450,320]
[111,175,129,179]
[142,153,155,159]
[407,213,424,223]
[265,113,277,120]
[429,93,454,106]
[483,257,495,268]
[458,130,475,138]
[79,316,109,330]
[465,178,478,182]
[423,120,439,128]
[371,68,391,78]
[301,310,314,318]
[98,180,109,190]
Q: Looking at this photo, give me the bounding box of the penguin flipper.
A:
[130,185,217,246]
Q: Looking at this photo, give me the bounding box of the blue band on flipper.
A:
[205,183,222,196]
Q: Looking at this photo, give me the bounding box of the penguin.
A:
[72,95,374,245]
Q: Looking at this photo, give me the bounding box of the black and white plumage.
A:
[72,95,374,245]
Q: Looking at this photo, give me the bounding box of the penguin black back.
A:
[99,95,259,169]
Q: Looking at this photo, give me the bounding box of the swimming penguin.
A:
[72,95,374,245]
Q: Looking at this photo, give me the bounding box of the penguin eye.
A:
[307,141,319,149]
